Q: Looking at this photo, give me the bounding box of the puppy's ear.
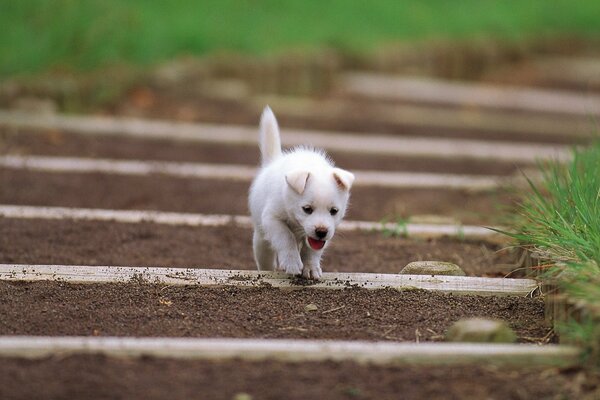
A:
[286,170,310,194]
[332,168,355,191]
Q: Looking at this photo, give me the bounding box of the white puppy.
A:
[249,106,354,280]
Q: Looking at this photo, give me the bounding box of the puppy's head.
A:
[285,167,354,251]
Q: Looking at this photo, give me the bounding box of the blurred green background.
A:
[2,0,600,77]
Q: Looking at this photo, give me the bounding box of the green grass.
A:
[380,217,410,238]
[513,144,600,265]
[506,142,600,360]
[2,0,600,76]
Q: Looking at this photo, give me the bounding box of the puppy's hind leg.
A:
[253,230,275,271]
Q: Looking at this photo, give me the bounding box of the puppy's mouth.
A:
[307,237,326,250]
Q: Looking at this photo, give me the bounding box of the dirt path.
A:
[3,55,597,398]
[0,281,548,341]
[3,355,597,400]
[1,128,523,175]
[1,169,515,224]
[109,92,592,144]
[0,218,518,276]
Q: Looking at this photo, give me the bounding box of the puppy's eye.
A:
[302,206,314,215]
[330,207,339,216]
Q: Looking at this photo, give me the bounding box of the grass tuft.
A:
[505,142,600,361]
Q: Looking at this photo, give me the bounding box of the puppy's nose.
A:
[315,227,328,239]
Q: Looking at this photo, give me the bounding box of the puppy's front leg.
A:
[300,245,323,280]
[262,214,303,275]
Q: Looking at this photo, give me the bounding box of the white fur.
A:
[249,106,354,279]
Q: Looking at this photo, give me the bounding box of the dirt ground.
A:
[2,355,598,400]
[0,218,520,276]
[0,127,524,176]
[107,90,589,145]
[0,281,549,341]
[3,51,597,399]
[0,168,516,225]
[2,46,599,400]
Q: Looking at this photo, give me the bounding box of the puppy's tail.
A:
[259,106,282,165]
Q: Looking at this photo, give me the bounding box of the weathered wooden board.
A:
[0,264,538,296]
[0,336,580,367]
[342,73,600,117]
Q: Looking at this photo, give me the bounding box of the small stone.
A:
[304,303,318,312]
[400,261,465,276]
[158,299,172,306]
[446,318,517,343]
[232,393,253,400]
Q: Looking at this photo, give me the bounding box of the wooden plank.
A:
[0,205,249,228]
[0,111,570,163]
[0,205,503,240]
[0,336,581,367]
[342,73,600,116]
[0,154,511,190]
[0,264,538,296]
[0,155,258,180]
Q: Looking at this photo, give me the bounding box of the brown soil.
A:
[0,169,517,225]
[2,49,598,400]
[273,100,590,145]
[0,281,548,341]
[110,91,588,145]
[3,355,598,400]
[0,127,523,176]
[0,218,519,277]
[483,59,600,93]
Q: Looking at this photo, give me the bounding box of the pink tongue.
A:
[308,237,326,250]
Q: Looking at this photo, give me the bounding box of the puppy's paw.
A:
[279,252,303,275]
[302,265,322,280]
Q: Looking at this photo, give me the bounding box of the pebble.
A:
[446,318,517,343]
[400,261,466,276]
[232,393,253,400]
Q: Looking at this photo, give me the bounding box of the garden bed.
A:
[1,127,523,176]
[0,169,515,224]
[0,218,518,276]
[0,281,548,341]
[1,354,596,400]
